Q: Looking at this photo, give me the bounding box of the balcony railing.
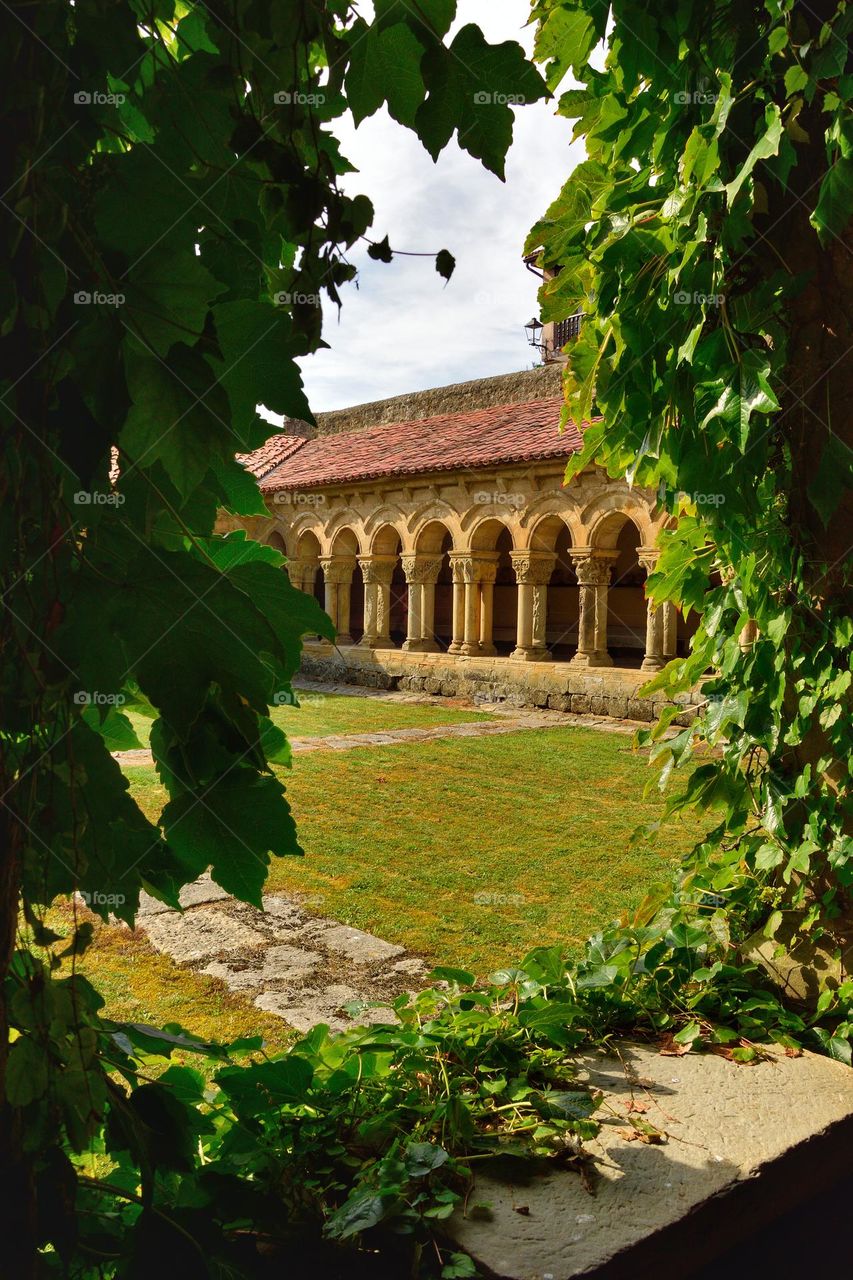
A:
[552,312,584,349]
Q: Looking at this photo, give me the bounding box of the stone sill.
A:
[300,643,704,723]
[445,1040,853,1279]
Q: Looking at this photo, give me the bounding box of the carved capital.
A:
[571,552,614,586]
[320,556,356,585]
[400,554,443,585]
[286,558,315,583]
[510,551,556,586]
[357,555,396,585]
[637,546,660,577]
[448,552,499,584]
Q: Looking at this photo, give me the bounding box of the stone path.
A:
[115,685,643,768]
[138,876,431,1032]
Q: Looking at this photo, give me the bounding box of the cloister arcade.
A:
[262,478,693,673]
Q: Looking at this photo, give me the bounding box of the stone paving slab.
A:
[137,884,429,1032]
[447,1041,853,1279]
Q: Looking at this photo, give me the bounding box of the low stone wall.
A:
[300,644,703,724]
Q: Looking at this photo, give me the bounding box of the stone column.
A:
[477,560,499,657]
[286,559,312,593]
[663,601,678,659]
[401,555,443,653]
[357,556,396,649]
[510,552,556,660]
[639,550,665,672]
[570,551,615,668]
[449,554,466,654]
[450,554,499,657]
[320,557,356,645]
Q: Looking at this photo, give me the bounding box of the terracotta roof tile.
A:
[238,433,308,479]
[261,397,583,491]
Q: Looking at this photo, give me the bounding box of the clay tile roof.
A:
[261,397,584,491]
[238,433,308,479]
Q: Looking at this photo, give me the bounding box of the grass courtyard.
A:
[84,693,710,1042]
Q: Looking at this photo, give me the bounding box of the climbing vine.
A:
[528,0,853,1034]
[2,0,852,1274]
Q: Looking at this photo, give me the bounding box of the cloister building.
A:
[221,364,703,723]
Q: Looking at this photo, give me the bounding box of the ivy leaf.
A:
[346,20,427,127]
[125,249,226,357]
[209,301,313,443]
[162,771,302,908]
[374,0,457,38]
[435,248,456,281]
[367,235,394,263]
[725,104,783,204]
[416,25,548,179]
[327,1192,390,1239]
[6,1037,49,1106]
[810,154,853,245]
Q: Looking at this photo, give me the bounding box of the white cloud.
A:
[297,0,585,412]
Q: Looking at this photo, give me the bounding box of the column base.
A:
[448,642,464,655]
[570,651,614,669]
[460,642,490,657]
[336,634,354,647]
[402,639,441,654]
[641,655,666,672]
[511,646,549,662]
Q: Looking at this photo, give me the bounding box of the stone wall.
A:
[299,643,702,725]
[283,364,564,439]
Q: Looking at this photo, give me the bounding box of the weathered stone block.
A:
[447,1041,853,1280]
[571,693,591,715]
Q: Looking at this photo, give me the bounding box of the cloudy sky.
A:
[299,0,586,412]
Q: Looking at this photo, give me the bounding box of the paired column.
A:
[401,555,443,652]
[569,551,615,667]
[285,555,315,593]
[448,553,499,657]
[356,555,396,649]
[638,550,665,671]
[320,556,356,645]
[510,552,556,660]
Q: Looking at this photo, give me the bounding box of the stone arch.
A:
[364,504,407,549]
[318,510,366,556]
[406,498,462,550]
[266,529,287,556]
[518,493,585,550]
[292,528,324,609]
[285,511,326,559]
[522,514,580,659]
[582,490,656,551]
[465,515,516,552]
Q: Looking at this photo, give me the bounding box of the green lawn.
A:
[124,690,496,748]
[123,724,706,976]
